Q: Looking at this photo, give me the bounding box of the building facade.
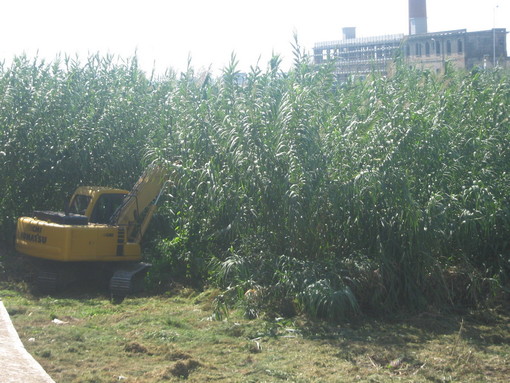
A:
[403,28,508,74]
[314,33,403,80]
[314,28,508,81]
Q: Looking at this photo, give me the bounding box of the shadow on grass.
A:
[297,303,510,370]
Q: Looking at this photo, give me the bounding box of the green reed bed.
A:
[1,49,509,319]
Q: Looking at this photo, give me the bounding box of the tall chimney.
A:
[409,0,427,35]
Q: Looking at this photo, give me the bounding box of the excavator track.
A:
[36,270,59,294]
[109,262,151,299]
[29,260,150,298]
[33,262,88,295]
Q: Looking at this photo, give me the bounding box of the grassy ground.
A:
[0,277,509,383]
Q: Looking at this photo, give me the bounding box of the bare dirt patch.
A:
[124,342,150,354]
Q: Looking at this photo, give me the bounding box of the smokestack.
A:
[409,0,427,35]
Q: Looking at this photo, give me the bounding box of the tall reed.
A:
[1,52,508,318]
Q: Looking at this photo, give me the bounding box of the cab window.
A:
[89,194,126,224]
[69,194,92,215]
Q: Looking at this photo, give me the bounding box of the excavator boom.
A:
[110,165,169,242]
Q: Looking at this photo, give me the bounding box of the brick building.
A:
[403,28,508,73]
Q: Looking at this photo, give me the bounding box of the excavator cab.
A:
[67,187,128,224]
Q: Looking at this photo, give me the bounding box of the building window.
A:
[416,43,422,56]
[425,42,430,56]
[435,41,441,55]
[457,39,463,54]
[405,44,410,57]
[446,40,452,55]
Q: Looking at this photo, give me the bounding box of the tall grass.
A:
[1,51,509,319]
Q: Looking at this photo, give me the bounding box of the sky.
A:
[0,0,508,75]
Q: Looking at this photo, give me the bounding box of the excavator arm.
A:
[131,180,169,243]
[110,164,169,243]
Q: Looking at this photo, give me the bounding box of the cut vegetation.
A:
[1,282,509,382]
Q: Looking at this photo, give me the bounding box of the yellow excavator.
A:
[15,164,170,297]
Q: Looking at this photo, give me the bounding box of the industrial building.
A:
[314,0,509,81]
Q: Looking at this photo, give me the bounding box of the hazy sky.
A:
[0,0,508,74]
